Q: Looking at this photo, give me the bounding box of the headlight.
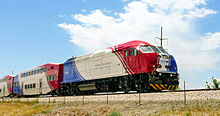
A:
[165,65,170,69]
[162,55,168,59]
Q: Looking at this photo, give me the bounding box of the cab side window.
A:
[129,48,139,56]
[129,48,134,56]
[125,50,128,57]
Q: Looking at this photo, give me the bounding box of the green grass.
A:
[186,112,190,116]
[33,105,41,109]
[106,110,122,116]
[41,109,51,114]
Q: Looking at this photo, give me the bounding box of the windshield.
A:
[139,45,153,53]
[151,46,161,53]
[158,47,168,54]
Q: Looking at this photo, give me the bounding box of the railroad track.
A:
[87,88,220,96]
[153,88,220,93]
[1,88,219,103]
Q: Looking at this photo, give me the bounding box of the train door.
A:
[3,85,5,96]
[39,79,42,94]
[21,82,24,93]
[124,48,139,73]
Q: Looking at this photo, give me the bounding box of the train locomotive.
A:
[0,40,179,97]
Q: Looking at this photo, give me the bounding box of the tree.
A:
[206,77,220,89]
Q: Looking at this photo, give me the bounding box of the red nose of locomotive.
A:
[138,44,179,91]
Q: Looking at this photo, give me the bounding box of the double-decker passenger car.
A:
[15,63,63,96]
[0,75,14,97]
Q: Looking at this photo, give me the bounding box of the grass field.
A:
[0,100,219,115]
[0,101,53,116]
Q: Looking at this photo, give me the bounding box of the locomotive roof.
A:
[68,40,152,62]
[113,40,151,50]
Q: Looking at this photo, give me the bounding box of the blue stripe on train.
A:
[61,57,86,84]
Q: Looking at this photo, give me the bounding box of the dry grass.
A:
[154,100,220,116]
[0,101,53,116]
[44,100,220,116]
[0,100,219,116]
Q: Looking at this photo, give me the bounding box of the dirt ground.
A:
[0,100,220,116]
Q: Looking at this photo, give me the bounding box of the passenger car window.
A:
[44,67,47,72]
[33,83,36,88]
[50,75,53,81]
[54,75,56,80]
[40,68,43,73]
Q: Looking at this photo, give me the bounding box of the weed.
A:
[41,109,51,114]
[52,100,56,103]
[186,112,190,116]
[106,110,122,116]
[33,105,41,109]
[134,101,138,105]
[15,100,20,103]
[33,100,39,103]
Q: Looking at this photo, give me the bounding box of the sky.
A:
[0,0,220,89]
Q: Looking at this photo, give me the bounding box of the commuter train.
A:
[0,40,179,97]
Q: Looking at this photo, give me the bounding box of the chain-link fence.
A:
[1,89,220,105]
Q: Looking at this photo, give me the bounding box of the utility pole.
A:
[160,27,163,47]
[12,70,14,75]
[155,27,168,47]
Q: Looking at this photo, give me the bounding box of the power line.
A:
[181,50,220,53]
[168,36,220,43]
[179,63,220,66]
[169,39,220,43]
[172,51,220,55]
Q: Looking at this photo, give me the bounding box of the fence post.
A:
[184,81,186,104]
[82,95,85,104]
[138,78,142,105]
[107,87,109,105]
[49,97,50,103]
[64,96,66,104]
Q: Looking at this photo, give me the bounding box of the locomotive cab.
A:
[137,44,179,91]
